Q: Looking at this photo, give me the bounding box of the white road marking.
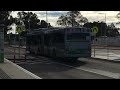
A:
[17,56,120,79]
[42,59,120,79]
[77,66,120,79]
[7,52,120,79]
[16,61,52,65]
[15,60,52,65]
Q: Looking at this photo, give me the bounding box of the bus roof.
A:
[27,27,91,35]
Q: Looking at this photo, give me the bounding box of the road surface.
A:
[4,46,120,79]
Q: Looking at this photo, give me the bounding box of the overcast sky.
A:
[9,11,120,33]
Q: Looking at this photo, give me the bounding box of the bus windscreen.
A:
[67,33,90,41]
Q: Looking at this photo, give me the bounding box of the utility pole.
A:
[98,13,108,59]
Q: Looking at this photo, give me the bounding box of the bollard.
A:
[14,55,16,63]
[25,54,26,62]
[13,48,16,63]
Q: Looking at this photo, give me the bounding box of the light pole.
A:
[98,12,109,59]
[98,13,106,36]
[46,11,48,28]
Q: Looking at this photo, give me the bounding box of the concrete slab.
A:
[0,58,42,79]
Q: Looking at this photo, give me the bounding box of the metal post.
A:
[25,35,26,62]
[14,27,16,63]
[46,11,48,28]
[98,13,108,59]
[94,34,96,57]
[105,14,109,60]
[46,11,48,23]
[19,33,20,59]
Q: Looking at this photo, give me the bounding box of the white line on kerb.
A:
[5,59,42,79]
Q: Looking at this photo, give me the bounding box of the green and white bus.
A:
[26,27,91,59]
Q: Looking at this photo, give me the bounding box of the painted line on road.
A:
[77,66,120,79]
[13,58,52,64]
[9,53,120,79]
[16,61,53,65]
[25,56,120,79]
[5,59,42,79]
[45,59,120,79]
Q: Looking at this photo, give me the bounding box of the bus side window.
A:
[53,33,64,43]
[44,34,50,46]
[38,34,41,44]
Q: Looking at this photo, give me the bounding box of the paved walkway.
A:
[91,53,120,62]
[0,58,42,79]
[92,45,120,50]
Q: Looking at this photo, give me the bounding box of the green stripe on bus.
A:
[67,49,89,54]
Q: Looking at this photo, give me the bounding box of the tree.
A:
[57,15,68,26]
[57,11,88,27]
[77,16,88,26]
[108,23,115,28]
[15,11,52,31]
[40,20,48,28]
[67,11,81,27]
[0,11,14,38]
[16,11,41,30]
[107,23,119,37]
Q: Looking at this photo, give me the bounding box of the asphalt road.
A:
[16,57,112,79]
[4,45,120,79]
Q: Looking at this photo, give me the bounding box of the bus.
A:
[26,27,91,60]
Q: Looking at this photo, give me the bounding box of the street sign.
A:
[92,26,99,34]
[16,25,23,33]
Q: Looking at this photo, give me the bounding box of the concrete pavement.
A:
[91,50,120,62]
[0,58,42,79]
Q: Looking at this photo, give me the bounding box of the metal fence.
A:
[92,36,120,61]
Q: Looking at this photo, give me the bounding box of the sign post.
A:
[16,25,23,59]
[92,26,99,57]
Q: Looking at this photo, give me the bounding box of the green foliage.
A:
[84,21,119,37]
[57,11,88,27]
[14,11,53,31]
[0,11,14,38]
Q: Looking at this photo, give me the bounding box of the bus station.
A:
[1,11,120,79]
